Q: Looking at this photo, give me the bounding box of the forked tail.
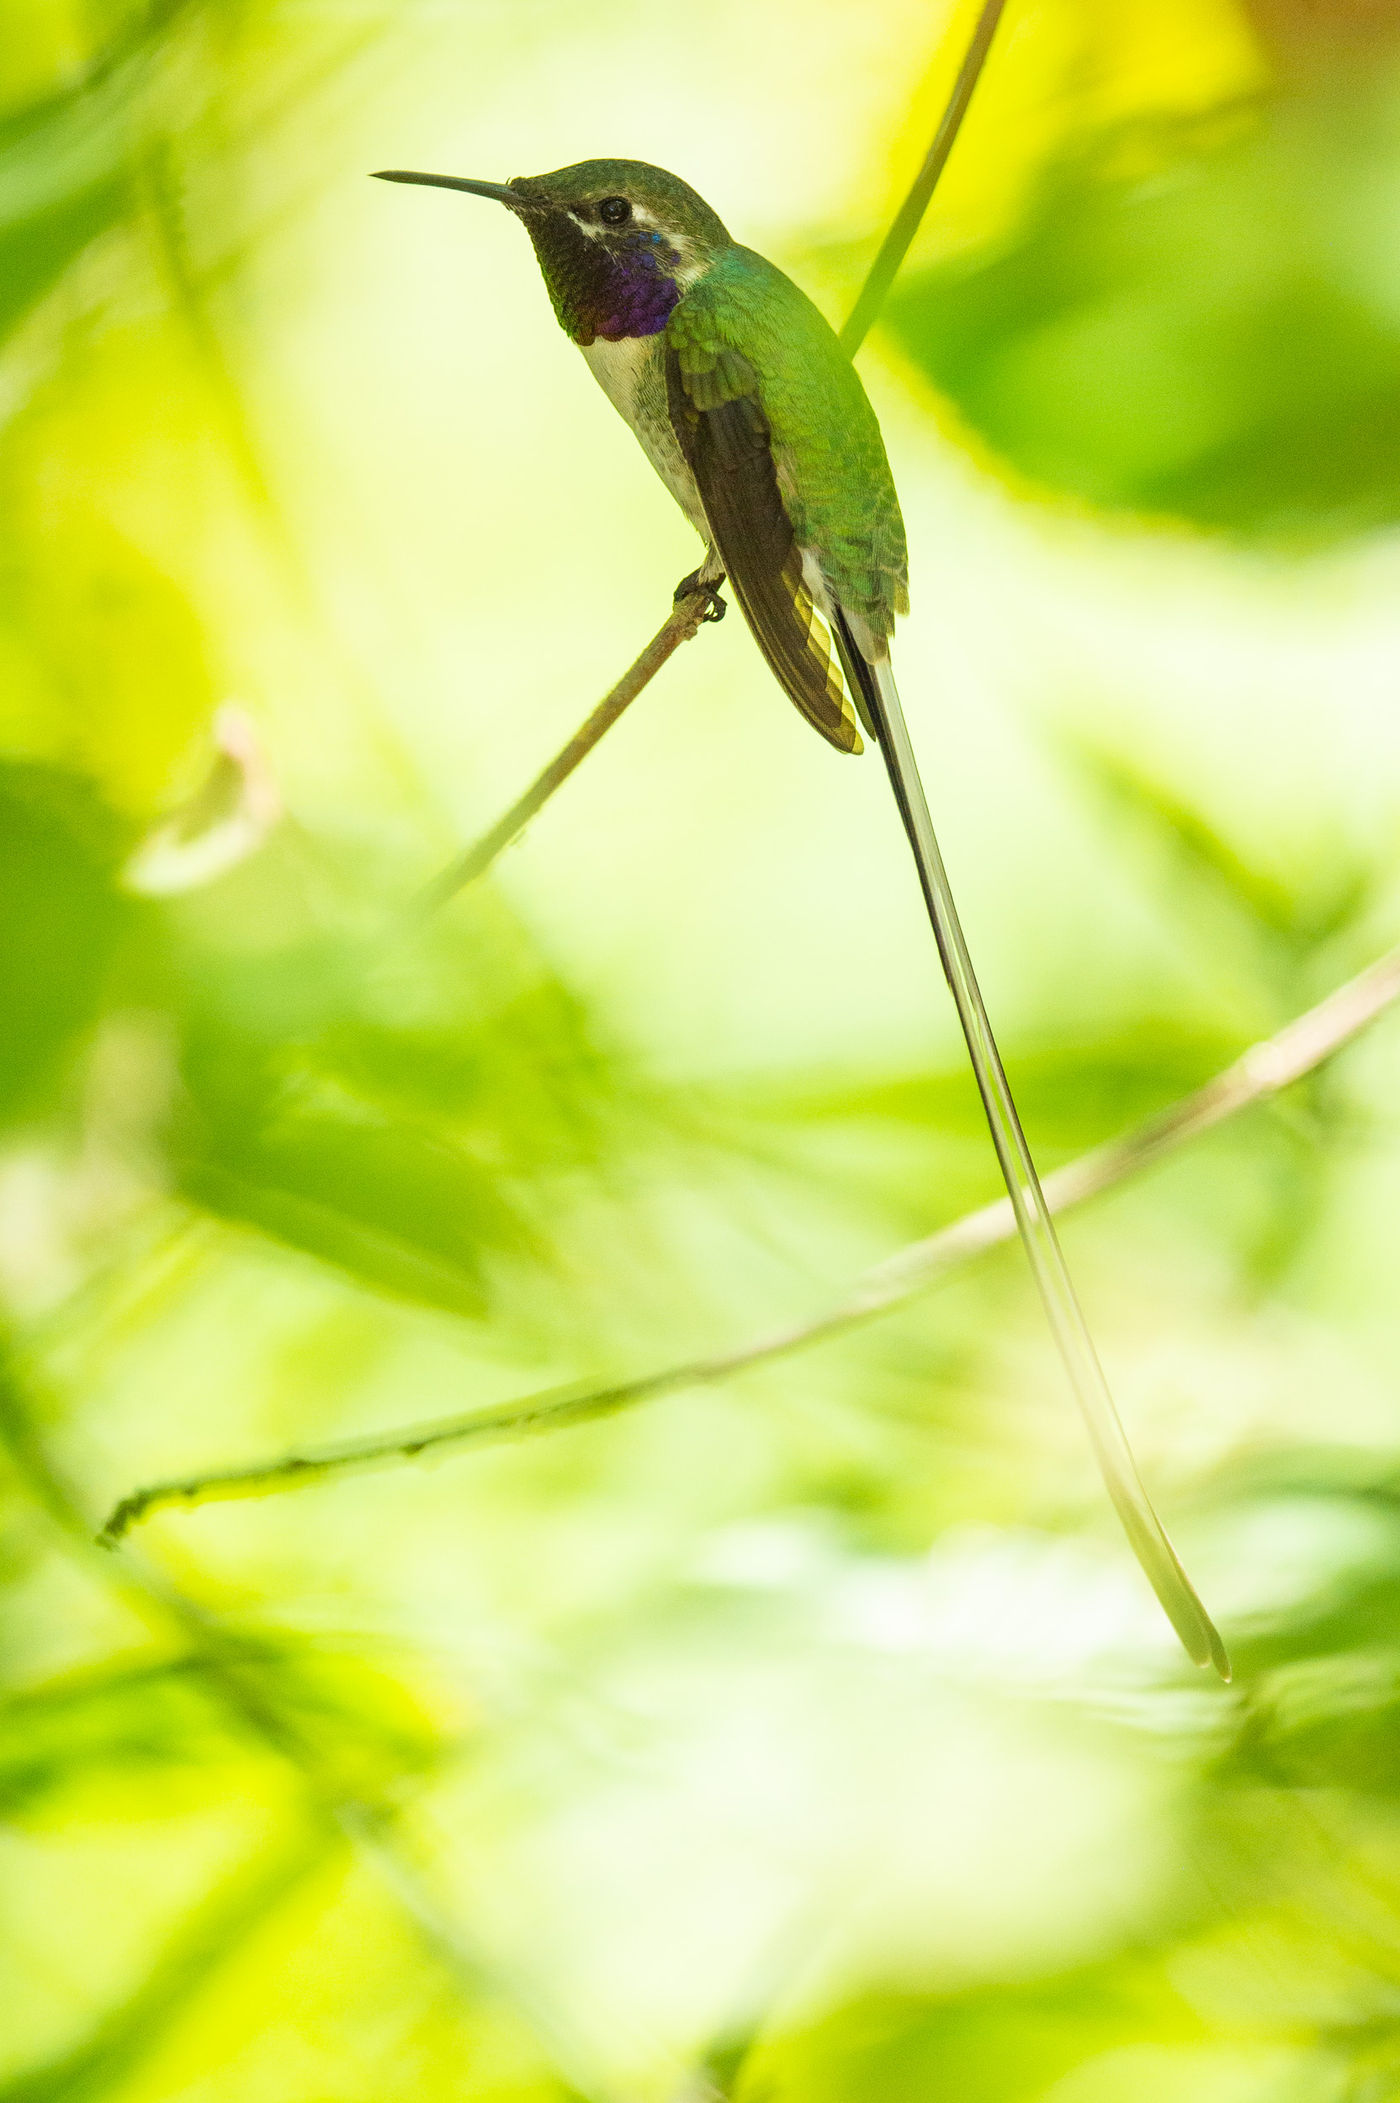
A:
[834,620,1230,1680]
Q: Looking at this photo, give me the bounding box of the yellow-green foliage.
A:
[4,4,1400,2100]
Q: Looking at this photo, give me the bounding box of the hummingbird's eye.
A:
[597,196,631,226]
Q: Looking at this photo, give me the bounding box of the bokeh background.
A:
[5,0,1400,2096]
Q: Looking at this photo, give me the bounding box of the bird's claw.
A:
[674,569,727,623]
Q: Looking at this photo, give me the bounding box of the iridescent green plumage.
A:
[448,157,910,755]
[667,247,908,645]
[374,154,1231,1678]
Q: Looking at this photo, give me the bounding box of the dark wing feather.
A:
[666,349,860,755]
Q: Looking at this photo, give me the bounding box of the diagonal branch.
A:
[401,586,720,924]
[100,942,1400,1543]
[406,0,1009,921]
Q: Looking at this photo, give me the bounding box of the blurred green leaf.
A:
[0,2,197,348]
[737,1968,1208,2103]
[0,1831,325,2103]
[4,6,1400,2099]
[887,91,1400,540]
[745,1017,1237,1149]
[0,484,219,811]
[1247,1648,1400,1796]
[0,763,130,1123]
[0,183,124,344]
[180,1111,515,1321]
[239,1639,452,1800]
[1062,739,1376,960]
[0,1656,222,1818]
[158,856,657,1318]
[88,759,718,1326]
[0,1634,445,1818]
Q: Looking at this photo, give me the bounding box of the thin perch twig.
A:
[402,588,719,923]
[99,942,1400,1542]
[407,0,1010,918]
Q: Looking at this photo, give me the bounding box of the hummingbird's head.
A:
[373,157,731,346]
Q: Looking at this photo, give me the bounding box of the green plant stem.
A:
[99,940,1400,1541]
[839,0,1007,356]
[402,588,717,924]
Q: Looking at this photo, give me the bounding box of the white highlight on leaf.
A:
[124,704,282,896]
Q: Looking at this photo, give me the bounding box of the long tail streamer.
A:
[843,635,1230,1679]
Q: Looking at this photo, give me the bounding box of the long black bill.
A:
[371,171,526,209]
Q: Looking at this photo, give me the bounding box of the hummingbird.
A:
[373,157,1229,1679]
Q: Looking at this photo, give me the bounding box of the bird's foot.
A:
[674,569,727,623]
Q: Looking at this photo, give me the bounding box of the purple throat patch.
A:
[593,246,681,340]
[526,212,684,347]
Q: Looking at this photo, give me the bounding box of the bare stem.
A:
[839,0,1008,355]
[99,942,1400,1543]
[402,589,718,923]
[407,1,1008,917]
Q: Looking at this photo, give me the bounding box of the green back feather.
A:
[668,248,909,640]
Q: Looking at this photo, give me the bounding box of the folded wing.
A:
[666,342,861,755]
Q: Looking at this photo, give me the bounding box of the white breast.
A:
[579,334,708,539]
[580,334,653,424]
